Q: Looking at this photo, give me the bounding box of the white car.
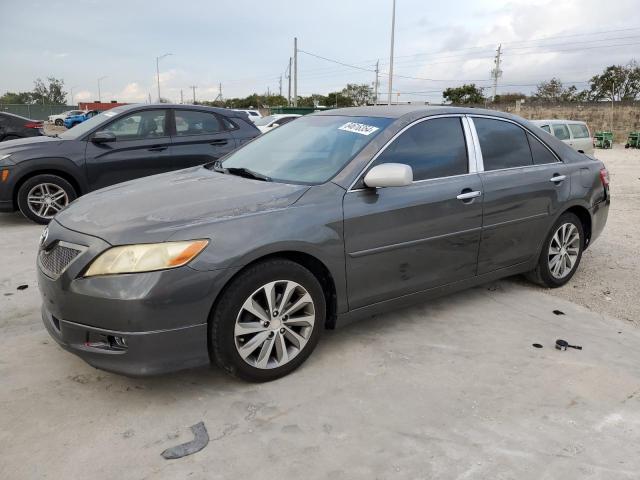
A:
[48,110,85,127]
[532,119,594,155]
[233,109,263,123]
[255,114,301,133]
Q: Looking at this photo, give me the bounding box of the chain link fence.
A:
[0,104,75,120]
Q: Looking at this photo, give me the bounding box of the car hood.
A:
[55,166,310,245]
[0,135,67,159]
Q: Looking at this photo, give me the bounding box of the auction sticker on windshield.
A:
[338,122,380,136]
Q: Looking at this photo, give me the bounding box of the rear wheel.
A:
[526,212,584,288]
[54,119,63,126]
[17,174,77,224]
[210,258,325,382]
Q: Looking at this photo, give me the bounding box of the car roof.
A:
[312,105,523,120]
[531,119,587,125]
[106,103,250,119]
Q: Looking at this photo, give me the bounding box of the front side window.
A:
[370,117,468,181]
[474,118,532,171]
[552,124,570,140]
[220,115,392,184]
[175,110,221,136]
[102,110,166,140]
[568,124,589,139]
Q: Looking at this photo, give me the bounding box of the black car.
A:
[0,112,44,141]
[0,104,260,223]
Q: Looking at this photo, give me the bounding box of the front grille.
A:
[39,243,82,278]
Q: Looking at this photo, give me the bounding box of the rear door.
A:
[84,108,173,190]
[343,116,483,309]
[169,109,237,169]
[471,116,571,274]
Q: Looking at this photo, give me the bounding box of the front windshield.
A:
[221,115,392,184]
[253,115,277,127]
[58,106,128,139]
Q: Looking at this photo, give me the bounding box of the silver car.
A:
[532,120,594,155]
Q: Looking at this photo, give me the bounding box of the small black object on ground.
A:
[161,422,209,460]
[555,339,582,351]
[532,343,543,349]
[17,285,28,291]
[553,310,565,315]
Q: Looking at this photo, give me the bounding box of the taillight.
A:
[24,122,43,129]
[599,168,610,188]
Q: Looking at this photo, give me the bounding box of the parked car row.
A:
[48,110,86,126]
[18,105,609,382]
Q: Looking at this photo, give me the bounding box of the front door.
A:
[85,109,172,190]
[343,116,483,309]
[170,109,237,169]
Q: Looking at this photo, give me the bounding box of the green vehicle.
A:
[594,131,613,149]
[625,132,640,149]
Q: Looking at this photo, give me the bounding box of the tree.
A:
[342,83,372,106]
[587,61,640,101]
[442,84,484,104]
[533,78,584,102]
[32,77,67,104]
[492,92,527,103]
[0,91,33,104]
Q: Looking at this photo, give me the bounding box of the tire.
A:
[17,174,77,224]
[526,212,584,288]
[54,119,63,126]
[210,258,325,382]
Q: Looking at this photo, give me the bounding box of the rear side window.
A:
[174,110,221,136]
[372,117,468,181]
[552,124,570,140]
[474,118,532,170]
[568,124,589,138]
[527,133,559,165]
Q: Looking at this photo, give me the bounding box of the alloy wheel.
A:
[548,223,580,279]
[234,280,315,369]
[27,183,69,220]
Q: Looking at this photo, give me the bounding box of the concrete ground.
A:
[1,147,639,479]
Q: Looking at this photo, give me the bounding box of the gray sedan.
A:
[37,106,610,381]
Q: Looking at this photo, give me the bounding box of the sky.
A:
[1,0,639,105]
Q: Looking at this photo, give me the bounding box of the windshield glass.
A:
[253,115,277,126]
[220,115,392,184]
[58,106,129,139]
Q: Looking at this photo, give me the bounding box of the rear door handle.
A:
[210,139,228,146]
[549,175,566,183]
[147,146,167,152]
[456,190,482,201]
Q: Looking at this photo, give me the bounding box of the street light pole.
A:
[156,53,173,103]
[69,85,78,107]
[97,76,107,102]
[387,0,396,106]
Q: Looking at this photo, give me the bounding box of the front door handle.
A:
[147,146,167,152]
[210,139,228,146]
[549,174,566,183]
[456,190,482,202]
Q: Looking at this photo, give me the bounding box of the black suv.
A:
[0,104,260,223]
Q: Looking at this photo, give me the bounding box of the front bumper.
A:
[38,220,233,375]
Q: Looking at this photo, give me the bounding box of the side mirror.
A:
[363,163,413,188]
[91,131,116,143]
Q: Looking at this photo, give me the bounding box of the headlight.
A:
[85,240,209,276]
[0,154,14,166]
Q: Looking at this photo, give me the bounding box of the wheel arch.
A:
[563,204,592,248]
[13,166,85,208]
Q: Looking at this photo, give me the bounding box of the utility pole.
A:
[190,85,197,104]
[491,44,502,101]
[293,37,298,107]
[180,89,184,104]
[387,0,396,105]
[215,83,223,102]
[69,85,78,107]
[279,76,282,97]
[156,53,172,102]
[97,76,107,102]
[611,81,615,130]
[287,57,292,106]
[374,60,379,105]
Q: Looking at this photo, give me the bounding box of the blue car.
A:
[64,110,99,129]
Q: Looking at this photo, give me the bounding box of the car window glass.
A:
[540,125,550,133]
[221,117,237,130]
[527,133,558,165]
[474,118,533,170]
[278,117,296,126]
[102,110,166,140]
[552,124,570,140]
[568,124,589,139]
[175,110,221,136]
[371,117,468,181]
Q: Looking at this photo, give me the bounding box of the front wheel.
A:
[17,174,77,224]
[526,212,584,288]
[210,259,325,382]
[54,119,64,126]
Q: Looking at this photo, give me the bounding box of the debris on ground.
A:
[555,339,583,351]
[532,343,543,349]
[161,422,209,460]
[16,285,28,291]
[553,310,565,315]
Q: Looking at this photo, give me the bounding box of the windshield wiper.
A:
[209,161,271,182]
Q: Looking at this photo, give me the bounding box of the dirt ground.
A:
[522,146,640,325]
